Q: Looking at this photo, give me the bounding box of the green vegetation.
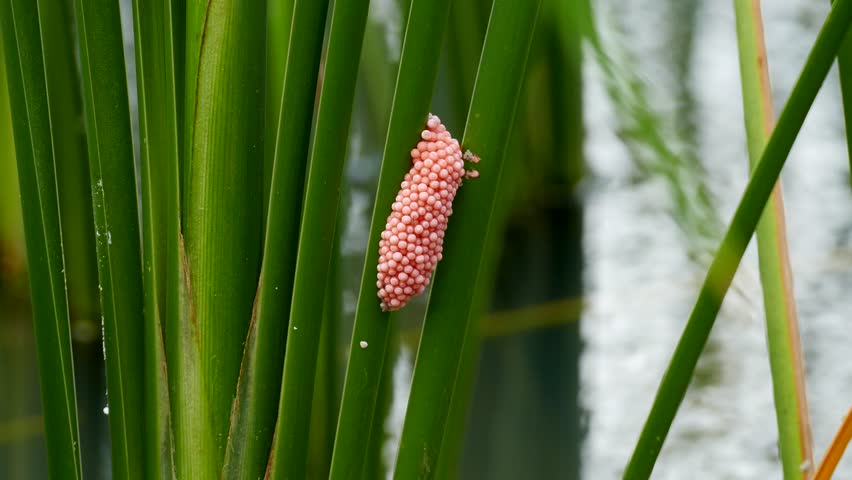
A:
[2,0,852,478]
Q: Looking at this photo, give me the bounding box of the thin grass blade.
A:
[445,0,487,125]
[73,0,147,476]
[733,1,814,477]
[392,0,542,476]
[327,0,454,476]
[835,0,852,187]
[433,164,517,477]
[341,13,406,474]
[306,266,341,479]
[220,1,326,479]
[433,3,489,474]
[132,0,182,476]
[172,0,185,176]
[267,0,373,476]
[39,0,99,323]
[0,0,82,476]
[624,1,852,477]
[262,0,295,227]
[361,337,396,480]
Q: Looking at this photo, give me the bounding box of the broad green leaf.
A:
[181,0,266,473]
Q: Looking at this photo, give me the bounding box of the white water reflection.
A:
[582,1,852,478]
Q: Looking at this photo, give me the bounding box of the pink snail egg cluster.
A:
[377,114,479,312]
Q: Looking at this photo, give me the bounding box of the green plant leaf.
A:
[220,1,326,478]
[73,0,148,477]
[168,239,217,479]
[262,0,295,229]
[392,0,542,477]
[431,2,489,476]
[836,0,852,188]
[624,1,852,477]
[131,0,182,476]
[445,0,487,126]
[358,5,399,139]
[266,0,373,476]
[0,0,82,476]
[182,0,266,471]
[433,149,520,477]
[327,0,454,476]
[307,268,341,479]
[362,329,398,480]
[39,0,99,323]
[0,46,23,268]
[733,1,813,478]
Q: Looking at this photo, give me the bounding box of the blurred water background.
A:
[2,0,852,478]
[583,1,852,478]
